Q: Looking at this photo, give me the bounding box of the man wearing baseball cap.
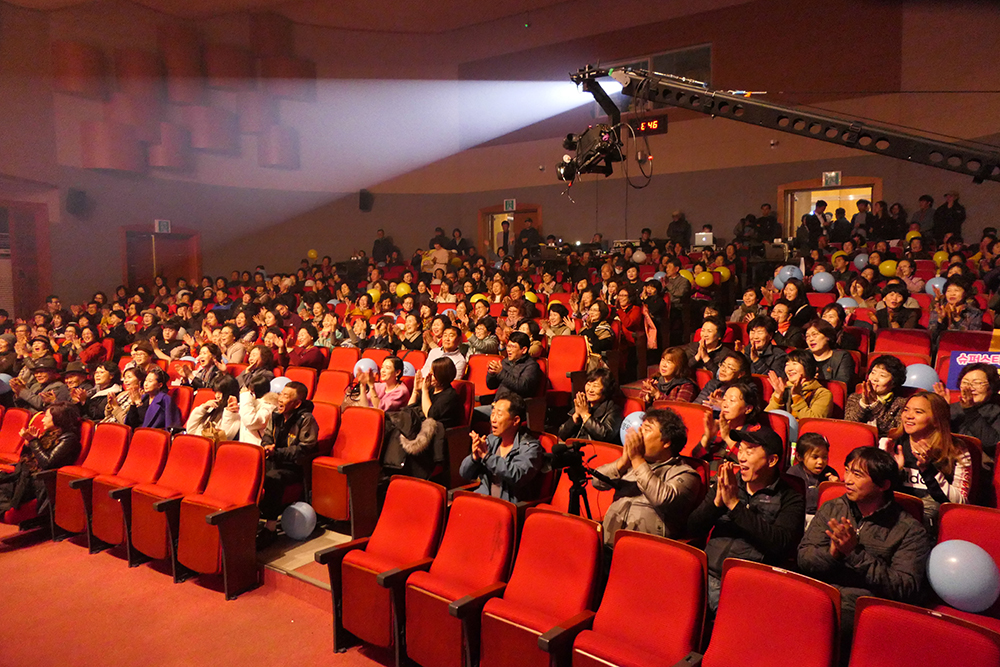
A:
[687,427,804,611]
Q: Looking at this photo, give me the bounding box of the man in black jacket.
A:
[257,380,319,549]
[687,428,804,611]
[485,332,542,400]
[744,316,787,377]
[798,446,930,642]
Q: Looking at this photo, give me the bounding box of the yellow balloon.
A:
[879,260,897,277]
[695,271,715,288]
[524,292,538,303]
[449,257,462,268]
[367,288,382,302]
[395,283,412,298]
[307,249,318,260]
[934,250,949,267]
[714,266,731,282]
[679,269,694,284]
[831,251,847,261]
[905,230,922,243]
[469,293,487,303]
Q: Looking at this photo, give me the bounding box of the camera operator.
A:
[591,407,701,548]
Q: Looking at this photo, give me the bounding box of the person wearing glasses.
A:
[935,363,1000,462]
[803,319,854,387]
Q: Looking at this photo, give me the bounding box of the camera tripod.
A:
[563,460,593,520]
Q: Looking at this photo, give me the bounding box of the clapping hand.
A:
[623,426,646,467]
[487,359,502,374]
[768,370,787,396]
[572,391,590,422]
[861,379,879,405]
[702,388,724,410]
[826,517,859,558]
[714,461,740,510]
[470,432,489,460]
[413,371,424,393]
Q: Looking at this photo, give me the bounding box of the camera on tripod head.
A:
[548,441,586,472]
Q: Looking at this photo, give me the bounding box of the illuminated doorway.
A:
[777,176,882,237]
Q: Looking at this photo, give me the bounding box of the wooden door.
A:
[5,202,51,317]
[477,204,542,256]
[123,227,202,289]
[125,231,156,289]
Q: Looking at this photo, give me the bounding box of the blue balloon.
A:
[180,356,197,362]
[768,409,799,444]
[904,363,940,391]
[402,361,416,377]
[282,501,317,541]
[0,373,11,396]
[327,298,340,306]
[837,297,859,308]
[620,411,645,444]
[925,276,947,296]
[354,358,379,377]
[811,272,835,293]
[778,265,803,283]
[772,276,785,290]
[441,308,457,317]
[928,540,1000,613]
[854,253,870,270]
[270,376,292,393]
[653,271,667,281]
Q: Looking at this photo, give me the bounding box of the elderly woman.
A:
[845,355,909,438]
[936,363,1000,461]
[467,316,500,356]
[0,402,81,516]
[176,342,223,389]
[642,346,698,405]
[871,283,919,330]
[127,367,181,430]
[558,368,624,444]
[896,258,926,294]
[803,319,855,387]
[75,361,121,422]
[766,350,833,419]
[929,277,982,341]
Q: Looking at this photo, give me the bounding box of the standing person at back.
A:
[933,190,966,243]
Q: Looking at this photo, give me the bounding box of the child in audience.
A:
[786,433,839,520]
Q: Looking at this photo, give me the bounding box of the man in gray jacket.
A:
[592,407,701,548]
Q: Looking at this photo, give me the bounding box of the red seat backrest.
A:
[706,560,839,667]
[118,355,133,371]
[224,363,247,378]
[547,336,588,394]
[167,360,195,382]
[595,533,706,662]
[651,400,711,457]
[452,380,475,426]
[202,442,264,506]
[156,434,213,495]
[331,406,384,462]
[362,348,391,366]
[799,418,877,476]
[170,386,194,423]
[314,370,352,405]
[76,419,95,464]
[806,292,836,309]
[283,366,317,399]
[766,412,790,467]
[873,328,931,356]
[114,428,170,484]
[503,510,601,620]
[466,355,501,400]
[403,349,427,369]
[823,380,847,418]
[311,401,341,458]
[0,408,29,457]
[938,331,993,359]
[366,477,445,563]
[83,423,131,476]
[938,504,1000,578]
[327,346,360,373]
[550,440,622,521]
[192,388,215,410]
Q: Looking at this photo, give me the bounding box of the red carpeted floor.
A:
[0,524,391,667]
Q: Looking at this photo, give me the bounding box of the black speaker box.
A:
[66,188,88,216]
[359,189,374,212]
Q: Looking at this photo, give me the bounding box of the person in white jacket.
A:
[185,374,241,440]
[238,374,278,445]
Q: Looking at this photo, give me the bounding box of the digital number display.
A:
[630,116,669,136]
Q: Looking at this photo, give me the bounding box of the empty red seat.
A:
[316,477,447,655]
[540,439,622,522]
[929,504,1000,633]
[169,386,194,424]
[53,422,130,537]
[405,493,517,667]
[90,427,170,551]
[403,349,427,369]
[314,369,352,406]
[850,597,1000,667]
[546,336,588,407]
[466,354,501,403]
[177,442,265,599]
[327,346,360,373]
[311,406,385,537]
[798,418,877,477]
[130,434,213,573]
[0,408,30,469]
[479,509,602,667]
[572,532,707,667]
[873,329,931,358]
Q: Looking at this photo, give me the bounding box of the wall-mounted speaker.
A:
[66,188,89,217]
[359,189,374,213]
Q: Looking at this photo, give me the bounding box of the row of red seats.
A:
[318,477,1000,667]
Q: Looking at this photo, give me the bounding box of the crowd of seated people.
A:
[3,191,1000,654]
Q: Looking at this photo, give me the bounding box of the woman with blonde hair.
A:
[880,390,972,526]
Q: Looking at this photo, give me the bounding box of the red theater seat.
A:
[929,504,1000,633]
[0,408,30,469]
[798,418,877,477]
[314,369,352,405]
[282,366,317,399]
[546,336,588,407]
[327,346,361,373]
[52,422,130,538]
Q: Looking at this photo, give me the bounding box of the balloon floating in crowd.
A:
[778,265,803,283]
[679,269,695,284]
[367,288,381,302]
[879,260,897,277]
[925,276,946,295]
[450,257,463,268]
[831,251,847,262]
[307,249,318,260]
[772,276,784,290]
[270,376,292,393]
[353,359,379,377]
[0,373,11,395]
[768,409,798,444]
[524,292,538,303]
[854,253,870,270]
[812,272,835,293]
[395,283,412,297]
[928,540,1000,613]
[469,294,487,303]
[695,272,715,288]
[653,271,667,281]
[620,411,645,444]
[327,299,339,306]
[934,250,949,267]
[282,502,317,541]
[441,307,457,317]
[180,356,197,362]
[836,297,858,308]
[903,363,939,391]
[714,267,732,283]
[632,250,647,264]
[402,361,416,377]
[905,230,922,243]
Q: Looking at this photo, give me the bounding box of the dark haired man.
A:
[593,407,701,547]
[744,315,787,377]
[688,428,805,610]
[257,380,318,549]
[421,325,466,380]
[460,393,543,503]
[798,446,930,634]
[485,331,542,399]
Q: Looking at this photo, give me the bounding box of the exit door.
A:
[123,227,201,289]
